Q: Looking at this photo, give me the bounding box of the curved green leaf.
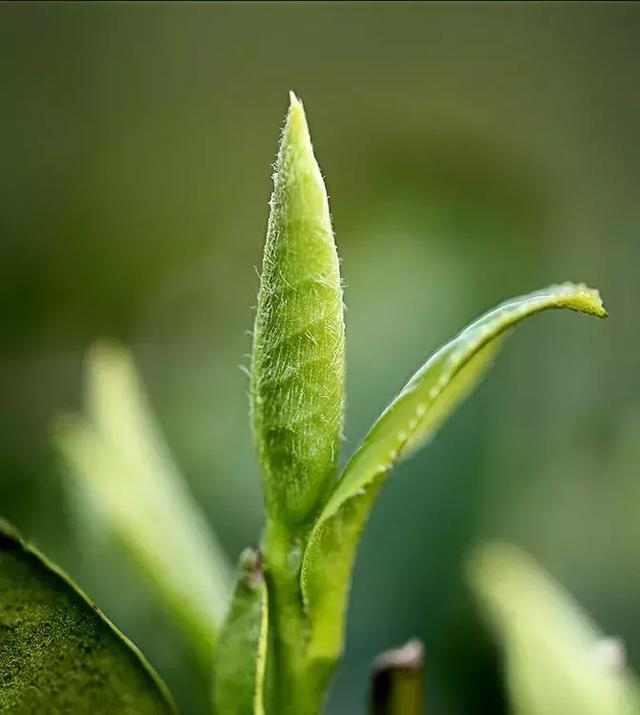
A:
[301,283,606,665]
[250,92,345,526]
[214,548,268,715]
[468,543,640,715]
[0,520,177,714]
[54,342,233,668]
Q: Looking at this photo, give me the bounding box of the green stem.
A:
[262,520,325,715]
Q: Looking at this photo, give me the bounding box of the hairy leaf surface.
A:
[0,520,177,714]
[251,92,345,525]
[469,543,640,715]
[301,283,606,664]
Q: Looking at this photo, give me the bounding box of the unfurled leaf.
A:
[301,283,607,668]
[370,640,424,715]
[250,92,345,526]
[214,548,268,715]
[54,342,233,667]
[468,543,640,715]
[0,520,177,714]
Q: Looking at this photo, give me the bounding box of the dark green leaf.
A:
[0,520,177,714]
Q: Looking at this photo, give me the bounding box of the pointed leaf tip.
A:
[288,90,302,109]
[287,91,305,127]
[468,543,640,715]
[557,282,607,318]
[251,92,345,525]
[281,91,315,172]
[301,281,607,666]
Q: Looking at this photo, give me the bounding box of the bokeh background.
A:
[2,3,640,713]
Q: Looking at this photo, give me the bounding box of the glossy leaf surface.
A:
[301,283,607,665]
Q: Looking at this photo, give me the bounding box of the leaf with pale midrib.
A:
[301,283,607,673]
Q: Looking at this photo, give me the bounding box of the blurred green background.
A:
[2,3,640,713]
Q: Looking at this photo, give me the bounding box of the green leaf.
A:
[301,283,607,667]
[54,342,233,668]
[214,548,268,715]
[468,543,640,715]
[370,640,424,715]
[250,91,345,526]
[0,519,177,714]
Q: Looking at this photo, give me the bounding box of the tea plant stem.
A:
[261,520,325,715]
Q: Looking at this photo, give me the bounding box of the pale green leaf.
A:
[54,342,233,667]
[301,283,606,666]
[468,543,640,715]
[0,519,177,714]
[214,548,268,715]
[250,92,345,526]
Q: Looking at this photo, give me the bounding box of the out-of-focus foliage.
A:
[469,544,640,715]
[369,640,424,715]
[54,343,233,709]
[2,4,639,713]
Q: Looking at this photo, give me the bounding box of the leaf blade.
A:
[55,342,233,667]
[468,543,640,715]
[250,92,345,525]
[214,548,268,715]
[301,283,606,664]
[0,520,177,714]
